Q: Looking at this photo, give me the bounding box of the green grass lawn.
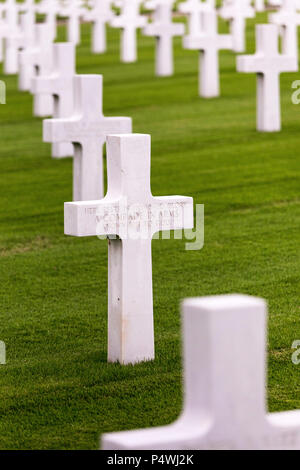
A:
[0,13,299,449]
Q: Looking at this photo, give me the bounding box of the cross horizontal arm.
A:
[64,196,193,237]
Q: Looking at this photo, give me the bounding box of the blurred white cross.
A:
[32,43,76,158]
[143,0,184,76]
[219,0,255,52]
[269,0,300,61]
[102,294,300,449]
[110,0,147,62]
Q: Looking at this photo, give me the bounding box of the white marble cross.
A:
[102,293,300,449]
[64,134,194,365]
[0,17,5,63]
[269,0,300,61]
[183,10,233,97]
[0,3,5,62]
[237,24,298,132]
[143,0,184,76]
[219,0,255,53]
[3,0,22,74]
[19,23,54,117]
[17,11,36,90]
[32,43,76,158]
[254,0,265,11]
[143,0,157,10]
[110,0,147,63]
[36,0,58,41]
[85,0,114,53]
[178,0,214,37]
[43,75,132,201]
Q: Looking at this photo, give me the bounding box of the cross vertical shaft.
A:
[108,238,154,363]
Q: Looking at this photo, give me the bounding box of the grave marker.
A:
[64,134,194,365]
[32,43,76,158]
[269,0,300,60]
[237,24,298,132]
[43,75,132,200]
[143,0,184,76]
[19,23,54,117]
[219,0,255,53]
[17,11,36,91]
[85,0,114,54]
[102,294,300,449]
[178,0,214,37]
[183,10,233,97]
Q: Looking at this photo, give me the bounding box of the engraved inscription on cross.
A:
[64,134,194,365]
[44,75,132,201]
[102,294,300,449]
